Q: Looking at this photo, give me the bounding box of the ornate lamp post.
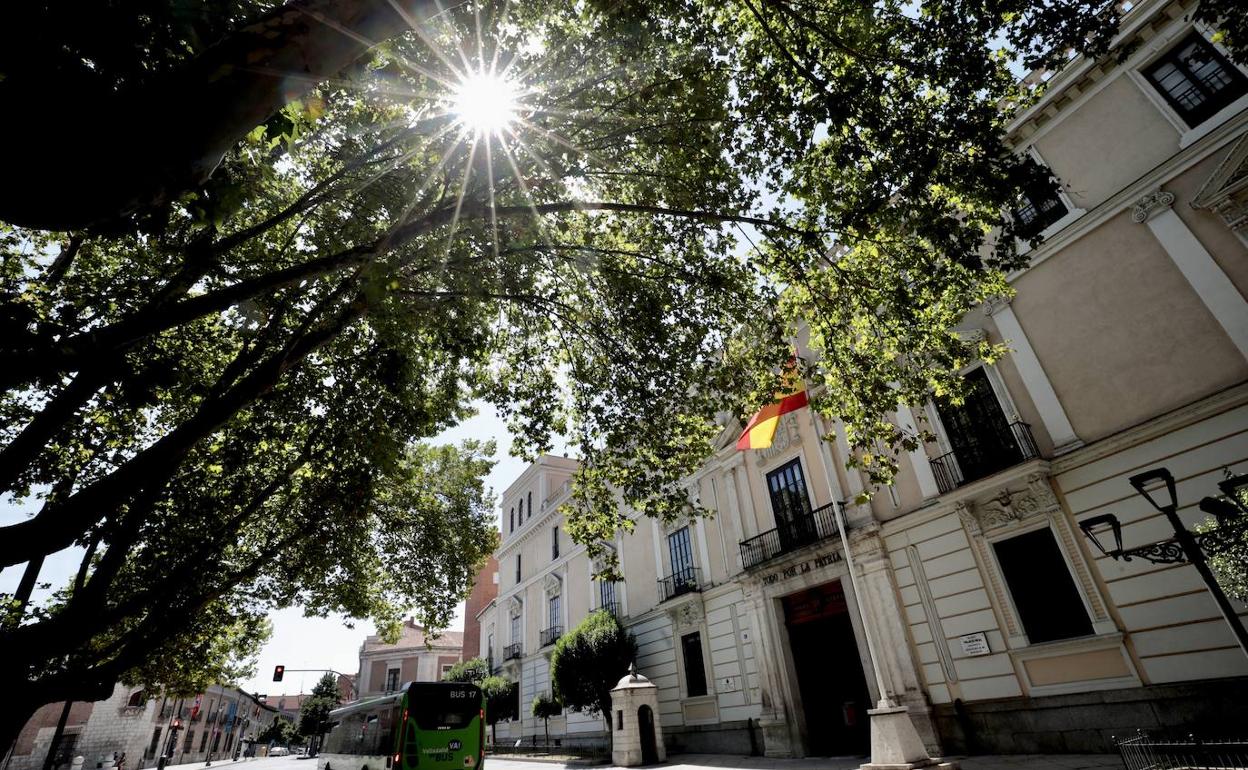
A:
[1078,466,1248,658]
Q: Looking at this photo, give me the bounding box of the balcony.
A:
[658,567,701,602]
[540,626,562,647]
[600,600,621,617]
[929,420,1040,494]
[503,643,523,661]
[739,500,840,570]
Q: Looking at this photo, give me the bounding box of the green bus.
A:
[319,682,484,770]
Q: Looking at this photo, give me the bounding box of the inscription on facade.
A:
[959,632,991,657]
[760,551,843,586]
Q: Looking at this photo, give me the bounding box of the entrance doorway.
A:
[782,580,871,756]
[637,705,658,764]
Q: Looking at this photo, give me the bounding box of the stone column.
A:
[741,584,796,757]
[851,528,940,753]
[1134,188,1248,360]
[986,296,1081,452]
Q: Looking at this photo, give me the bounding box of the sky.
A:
[0,401,562,699]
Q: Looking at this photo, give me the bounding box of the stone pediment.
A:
[1192,132,1248,235]
[955,472,1060,534]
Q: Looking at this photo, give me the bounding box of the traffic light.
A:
[273,665,285,682]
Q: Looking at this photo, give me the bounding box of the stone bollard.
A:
[71,757,85,770]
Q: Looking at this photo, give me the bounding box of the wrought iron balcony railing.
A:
[600,600,621,617]
[658,567,701,602]
[739,500,840,570]
[503,643,523,661]
[929,420,1040,494]
[540,626,562,647]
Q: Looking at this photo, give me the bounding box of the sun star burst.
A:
[451,71,520,136]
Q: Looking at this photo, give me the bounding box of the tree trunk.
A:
[0,0,436,231]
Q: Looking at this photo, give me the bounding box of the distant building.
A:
[8,683,277,770]
[356,620,463,696]
[462,553,500,664]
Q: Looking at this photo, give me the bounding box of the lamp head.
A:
[1199,496,1243,526]
[1078,513,1124,558]
[1128,467,1177,512]
[1216,473,1248,515]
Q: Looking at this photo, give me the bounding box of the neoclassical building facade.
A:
[476,0,1248,755]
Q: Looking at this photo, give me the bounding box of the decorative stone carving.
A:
[667,598,705,631]
[1130,189,1176,223]
[758,413,801,463]
[589,543,616,575]
[508,596,523,618]
[984,295,1012,317]
[543,573,562,596]
[954,501,979,534]
[1193,132,1248,237]
[963,474,1060,532]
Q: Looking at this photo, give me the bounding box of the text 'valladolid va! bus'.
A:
[319,682,485,770]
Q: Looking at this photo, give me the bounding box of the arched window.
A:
[127,689,146,708]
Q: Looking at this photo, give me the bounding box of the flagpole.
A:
[804,386,943,769]
[803,387,893,708]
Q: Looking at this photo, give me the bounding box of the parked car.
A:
[270,747,289,757]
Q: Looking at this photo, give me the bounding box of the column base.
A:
[859,704,958,770]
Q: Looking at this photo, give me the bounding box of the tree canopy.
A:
[298,673,344,738]
[443,657,491,684]
[549,610,636,724]
[3,0,1247,745]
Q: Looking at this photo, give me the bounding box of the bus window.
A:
[410,692,478,731]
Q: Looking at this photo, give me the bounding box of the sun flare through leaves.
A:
[450,69,520,137]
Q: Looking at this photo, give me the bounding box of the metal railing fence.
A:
[1116,731,1248,770]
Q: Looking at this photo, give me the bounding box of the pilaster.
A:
[1133,188,1248,360]
[985,296,1081,453]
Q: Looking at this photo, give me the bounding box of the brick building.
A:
[462,554,499,664]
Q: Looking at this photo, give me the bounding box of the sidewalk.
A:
[487,752,1123,770]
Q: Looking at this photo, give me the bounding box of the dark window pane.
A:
[993,527,1093,644]
[1146,34,1247,127]
[668,527,694,577]
[681,633,708,697]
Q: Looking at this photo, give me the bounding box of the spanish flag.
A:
[736,373,809,450]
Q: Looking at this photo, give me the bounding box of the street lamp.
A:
[158,717,183,770]
[1078,466,1248,659]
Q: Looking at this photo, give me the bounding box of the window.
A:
[127,689,146,707]
[441,664,454,678]
[993,527,1093,644]
[1013,177,1069,238]
[667,527,694,578]
[510,613,520,645]
[616,710,624,730]
[548,593,561,629]
[552,527,560,560]
[199,730,209,752]
[147,728,162,759]
[519,497,525,522]
[385,668,400,692]
[528,491,533,519]
[681,633,708,697]
[598,579,618,613]
[510,507,514,533]
[487,632,494,664]
[516,554,522,584]
[767,458,814,545]
[183,729,195,753]
[1146,33,1248,127]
